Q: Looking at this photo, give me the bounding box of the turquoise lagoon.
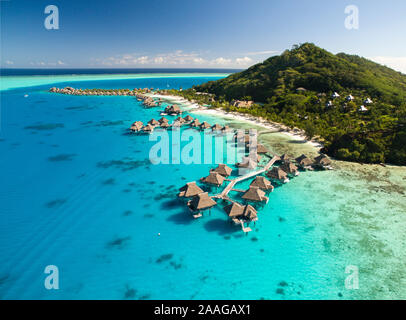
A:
[0,74,405,300]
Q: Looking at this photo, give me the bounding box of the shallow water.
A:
[0,75,405,299]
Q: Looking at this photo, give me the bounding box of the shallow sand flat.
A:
[187,103,406,299]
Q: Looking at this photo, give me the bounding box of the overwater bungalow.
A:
[223,202,244,219]
[164,105,182,115]
[280,162,299,176]
[295,154,314,169]
[190,119,201,128]
[200,172,225,187]
[148,119,159,126]
[183,115,194,122]
[211,164,233,177]
[256,144,268,154]
[313,154,332,169]
[175,116,186,124]
[159,121,171,129]
[142,124,155,134]
[187,192,217,213]
[221,125,230,133]
[266,167,289,183]
[242,186,269,203]
[200,122,211,130]
[242,205,258,221]
[158,117,169,125]
[130,121,143,132]
[211,123,222,132]
[178,182,204,198]
[250,176,274,191]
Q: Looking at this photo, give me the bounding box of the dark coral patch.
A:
[106,236,131,249]
[25,123,64,131]
[45,199,67,208]
[48,154,76,162]
[156,254,173,264]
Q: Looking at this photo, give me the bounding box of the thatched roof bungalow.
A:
[266,167,289,183]
[314,154,332,168]
[200,121,211,130]
[281,162,299,176]
[250,176,274,191]
[211,164,232,177]
[188,192,217,212]
[190,119,201,127]
[200,172,225,187]
[242,186,268,203]
[178,182,204,198]
[223,202,244,218]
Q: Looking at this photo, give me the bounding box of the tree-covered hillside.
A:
[192,43,406,165]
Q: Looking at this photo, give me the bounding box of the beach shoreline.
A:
[151,93,324,150]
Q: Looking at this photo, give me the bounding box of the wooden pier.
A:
[213,155,280,202]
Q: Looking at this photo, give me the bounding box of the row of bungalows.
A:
[50,87,149,96]
[293,154,332,170]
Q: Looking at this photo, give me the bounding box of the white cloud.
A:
[57,60,65,65]
[236,56,253,65]
[5,60,14,65]
[369,56,406,74]
[97,51,259,68]
[245,50,279,56]
[212,57,232,65]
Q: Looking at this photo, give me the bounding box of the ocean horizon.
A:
[1,72,405,300]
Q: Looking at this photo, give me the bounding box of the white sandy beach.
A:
[151,93,323,150]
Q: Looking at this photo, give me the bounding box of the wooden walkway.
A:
[213,155,280,201]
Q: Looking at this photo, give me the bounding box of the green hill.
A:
[193,43,406,165]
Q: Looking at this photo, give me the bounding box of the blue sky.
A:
[1,0,406,72]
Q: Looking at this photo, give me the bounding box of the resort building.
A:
[358,105,368,112]
[331,92,340,99]
[231,100,254,108]
[364,98,373,104]
[346,95,355,101]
